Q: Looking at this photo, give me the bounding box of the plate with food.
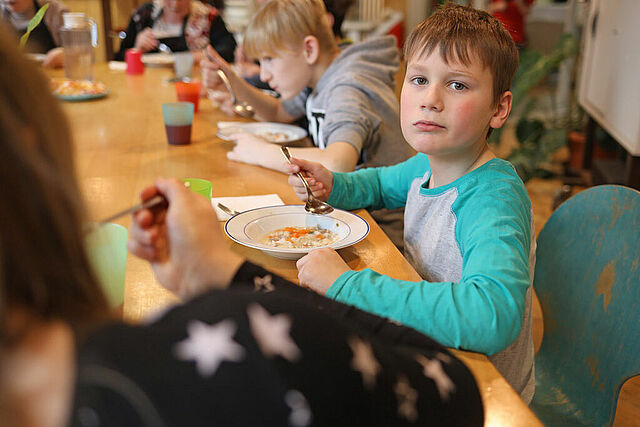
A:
[51,79,109,101]
[142,52,174,66]
[217,122,307,144]
[224,204,369,260]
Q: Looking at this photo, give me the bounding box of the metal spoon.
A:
[280,146,334,215]
[215,69,255,118]
[217,202,240,216]
[158,43,172,55]
[85,195,167,234]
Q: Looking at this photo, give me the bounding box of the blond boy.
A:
[286,4,535,402]
[201,0,412,173]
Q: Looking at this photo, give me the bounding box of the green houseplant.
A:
[490,33,580,182]
[19,3,49,48]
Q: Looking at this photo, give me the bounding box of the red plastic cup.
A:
[175,81,201,113]
[125,48,144,75]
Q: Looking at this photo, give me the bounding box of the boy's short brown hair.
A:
[404,3,518,106]
[243,0,337,59]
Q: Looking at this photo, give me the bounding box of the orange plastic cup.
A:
[175,81,201,113]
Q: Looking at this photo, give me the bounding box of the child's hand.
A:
[233,45,261,78]
[285,157,333,202]
[234,45,250,64]
[202,45,229,68]
[296,248,350,294]
[226,132,272,165]
[207,89,235,115]
[201,45,232,90]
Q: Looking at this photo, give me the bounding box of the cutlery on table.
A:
[217,202,240,217]
[201,48,255,118]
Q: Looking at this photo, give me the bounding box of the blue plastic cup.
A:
[162,102,194,145]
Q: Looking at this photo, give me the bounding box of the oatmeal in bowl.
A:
[224,205,369,260]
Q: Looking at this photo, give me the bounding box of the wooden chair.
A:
[531,185,640,426]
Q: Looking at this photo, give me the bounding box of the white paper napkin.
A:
[216,121,247,129]
[212,194,284,221]
[108,61,127,71]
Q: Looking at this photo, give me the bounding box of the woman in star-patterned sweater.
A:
[0,31,483,426]
[73,261,484,426]
[93,178,484,426]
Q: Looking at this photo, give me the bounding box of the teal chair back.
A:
[531,185,640,426]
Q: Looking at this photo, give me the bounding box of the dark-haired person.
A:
[1,0,68,67]
[0,23,483,426]
[114,0,236,63]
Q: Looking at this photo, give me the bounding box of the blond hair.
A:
[404,3,518,106]
[243,0,338,58]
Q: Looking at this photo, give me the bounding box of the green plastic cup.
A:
[182,178,212,199]
[85,222,128,308]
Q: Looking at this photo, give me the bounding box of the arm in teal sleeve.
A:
[328,153,430,210]
[326,182,532,355]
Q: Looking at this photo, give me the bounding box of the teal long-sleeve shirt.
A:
[326,153,534,357]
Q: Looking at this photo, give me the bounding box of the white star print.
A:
[247,303,301,361]
[347,336,381,389]
[173,319,245,377]
[415,353,456,401]
[394,375,418,422]
[284,390,312,427]
[253,274,275,293]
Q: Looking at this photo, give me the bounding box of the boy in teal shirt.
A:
[286,4,535,402]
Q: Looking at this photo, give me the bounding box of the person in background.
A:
[489,0,534,48]
[0,0,67,67]
[201,0,410,173]
[202,0,410,250]
[283,4,536,403]
[0,23,483,426]
[114,0,236,63]
[231,0,355,89]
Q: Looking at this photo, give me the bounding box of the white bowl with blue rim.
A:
[224,204,369,260]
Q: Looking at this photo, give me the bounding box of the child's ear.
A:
[302,35,320,65]
[489,91,513,129]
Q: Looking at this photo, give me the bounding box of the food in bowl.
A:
[260,225,339,248]
[51,79,107,96]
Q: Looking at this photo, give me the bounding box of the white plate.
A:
[217,122,307,144]
[224,205,369,260]
[142,53,174,66]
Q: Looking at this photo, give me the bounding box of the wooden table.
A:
[56,63,541,426]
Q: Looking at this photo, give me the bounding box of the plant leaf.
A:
[510,34,578,113]
[19,3,50,48]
